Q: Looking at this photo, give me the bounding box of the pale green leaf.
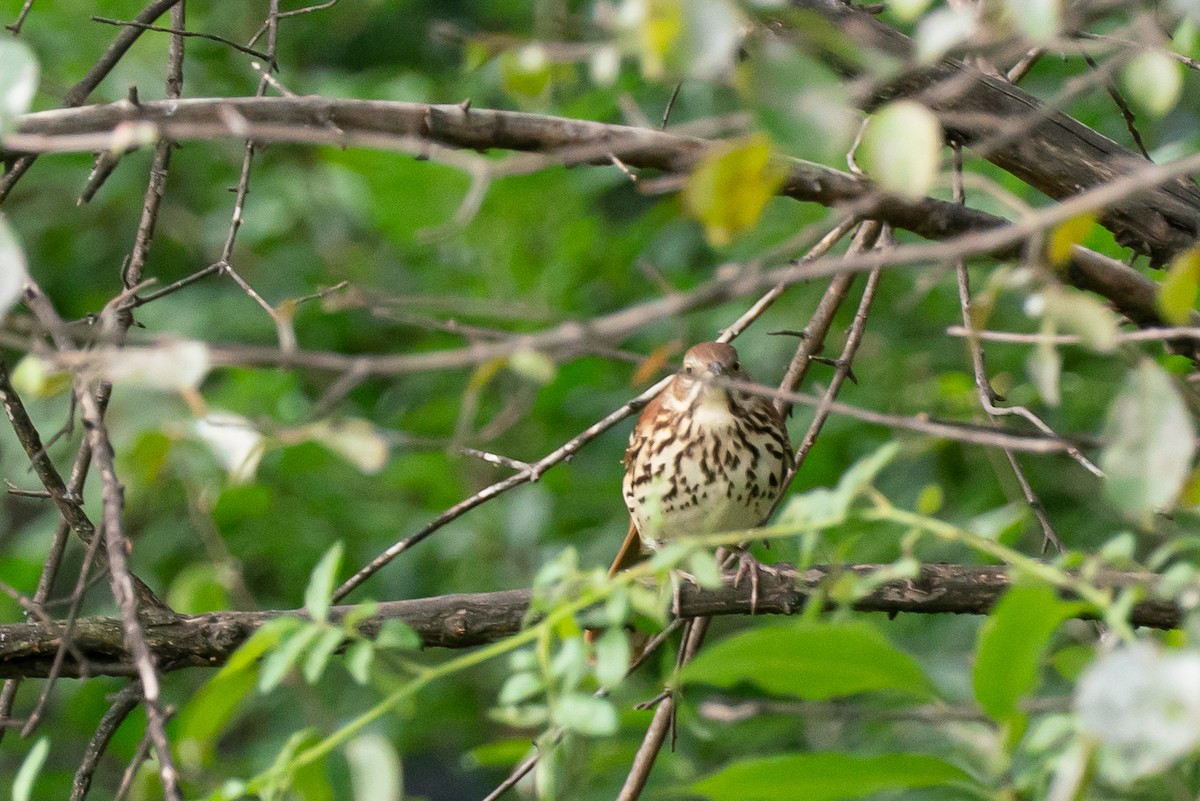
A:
[1077,642,1200,781]
[691,752,973,801]
[346,640,374,684]
[83,340,211,390]
[299,418,389,474]
[498,671,543,705]
[13,737,49,801]
[593,627,631,688]
[305,541,344,623]
[192,412,265,485]
[9,354,71,398]
[1123,50,1183,117]
[552,693,618,736]
[1102,360,1197,515]
[915,7,978,62]
[0,38,38,133]
[347,734,402,801]
[509,349,557,384]
[860,101,943,198]
[682,619,933,700]
[890,0,932,22]
[686,550,723,588]
[1027,328,1062,406]
[499,46,550,98]
[1041,286,1118,352]
[0,214,30,321]
[1004,0,1060,43]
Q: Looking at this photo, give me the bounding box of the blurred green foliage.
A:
[3,1,1200,800]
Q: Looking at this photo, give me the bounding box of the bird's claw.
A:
[732,551,780,615]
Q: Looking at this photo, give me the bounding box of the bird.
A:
[608,342,792,591]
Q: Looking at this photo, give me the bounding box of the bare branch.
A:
[0,564,1180,679]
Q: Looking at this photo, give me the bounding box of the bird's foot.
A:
[732,551,780,615]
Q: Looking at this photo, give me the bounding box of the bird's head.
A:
[667,342,744,407]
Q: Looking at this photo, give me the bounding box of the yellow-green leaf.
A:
[1046,213,1096,267]
[683,133,787,246]
[1158,247,1200,325]
[637,0,684,80]
[499,46,551,99]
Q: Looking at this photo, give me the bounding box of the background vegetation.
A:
[1,0,1200,799]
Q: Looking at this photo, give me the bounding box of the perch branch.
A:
[0,564,1179,680]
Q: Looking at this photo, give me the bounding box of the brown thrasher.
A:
[608,342,791,578]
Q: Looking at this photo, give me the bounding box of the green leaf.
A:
[498,671,543,705]
[682,619,933,700]
[305,542,344,623]
[10,354,71,398]
[860,101,943,198]
[0,38,38,133]
[176,618,299,755]
[346,733,402,801]
[303,626,346,684]
[593,627,631,688]
[1123,50,1183,117]
[834,442,901,503]
[779,443,900,530]
[552,693,618,736]
[13,737,49,801]
[691,752,973,801]
[0,214,30,321]
[260,624,322,692]
[375,618,421,651]
[1102,360,1197,516]
[346,640,375,684]
[1159,247,1200,325]
[499,46,551,99]
[686,550,723,588]
[974,584,1084,732]
[683,133,788,246]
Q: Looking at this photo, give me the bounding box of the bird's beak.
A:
[706,361,726,377]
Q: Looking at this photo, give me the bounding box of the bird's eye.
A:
[732,361,740,371]
[684,365,694,374]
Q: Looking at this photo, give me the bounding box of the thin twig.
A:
[5,0,36,34]
[70,684,143,801]
[0,0,185,201]
[950,142,1064,554]
[90,16,271,60]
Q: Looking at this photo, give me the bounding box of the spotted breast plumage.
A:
[620,342,791,556]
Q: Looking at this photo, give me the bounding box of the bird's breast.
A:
[622,399,790,548]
